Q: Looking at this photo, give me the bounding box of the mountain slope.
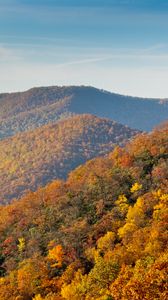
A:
[0,114,138,204]
[0,124,167,300]
[0,86,167,139]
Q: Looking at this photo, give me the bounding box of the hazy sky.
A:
[1,0,168,97]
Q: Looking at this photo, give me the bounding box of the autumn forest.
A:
[0,118,167,300]
[1,0,168,298]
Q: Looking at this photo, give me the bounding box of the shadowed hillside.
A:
[0,86,167,139]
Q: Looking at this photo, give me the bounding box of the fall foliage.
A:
[0,124,167,299]
[0,114,138,204]
[0,86,168,141]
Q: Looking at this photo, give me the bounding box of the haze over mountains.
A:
[0,114,139,204]
[1,0,168,297]
[0,86,168,140]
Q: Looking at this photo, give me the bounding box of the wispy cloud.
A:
[1,42,168,66]
[0,45,22,62]
[1,58,168,98]
[54,52,168,68]
[0,45,16,61]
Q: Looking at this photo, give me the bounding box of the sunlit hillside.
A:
[0,114,139,204]
[0,124,167,299]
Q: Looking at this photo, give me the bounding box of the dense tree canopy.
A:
[0,86,167,140]
[0,114,138,204]
[0,124,167,299]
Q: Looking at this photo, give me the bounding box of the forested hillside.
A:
[0,124,167,299]
[0,114,138,204]
[0,86,167,139]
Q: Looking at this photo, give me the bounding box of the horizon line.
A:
[0,84,167,100]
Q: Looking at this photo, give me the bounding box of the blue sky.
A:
[0,0,168,97]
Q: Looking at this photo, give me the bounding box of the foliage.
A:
[0,86,167,141]
[0,125,167,299]
[18,238,26,254]
[0,114,138,204]
[130,182,142,193]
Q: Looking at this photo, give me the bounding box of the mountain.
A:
[0,86,167,140]
[0,114,139,204]
[0,124,167,300]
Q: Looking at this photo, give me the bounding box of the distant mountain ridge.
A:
[0,86,167,139]
[0,114,139,204]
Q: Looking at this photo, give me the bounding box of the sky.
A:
[0,0,168,97]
